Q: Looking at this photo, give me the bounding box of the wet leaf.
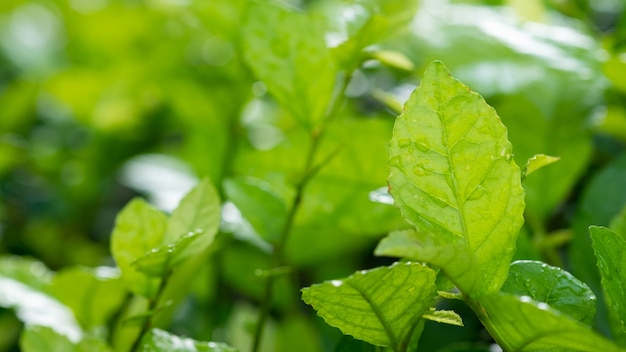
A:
[384,61,525,296]
[477,293,622,352]
[302,262,437,351]
[132,230,203,278]
[500,260,596,325]
[590,226,626,346]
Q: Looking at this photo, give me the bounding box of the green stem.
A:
[250,70,353,352]
[466,297,513,352]
[130,272,172,352]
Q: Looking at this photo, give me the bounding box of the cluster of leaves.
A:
[0,0,625,351]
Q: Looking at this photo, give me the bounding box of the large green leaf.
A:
[476,293,623,352]
[110,198,168,298]
[301,262,437,351]
[164,178,221,259]
[50,266,126,330]
[242,1,336,129]
[500,260,596,325]
[386,61,525,296]
[139,328,237,352]
[590,226,626,346]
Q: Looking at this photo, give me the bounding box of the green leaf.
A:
[20,325,112,352]
[140,328,237,352]
[223,177,288,243]
[368,50,415,71]
[375,230,480,295]
[521,154,560,179]
[386,61,525,296]
[20,325,75,352]
[301,262,437,351]
[242,1,336,129]
[0,275,82,342]
[50,266,126,329]
[590,226,626,345]
[132,230,203,277]
[476,293,623,352]
[164,178,221,259]
[111,198,168,298]
[422,308,463,327]
[500,260,596,325]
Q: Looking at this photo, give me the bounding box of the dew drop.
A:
[389,156,402,167]
[412,165,428,176]
[416,143,429,152]
[519,295,532,303]
[537,302,550,310]
[397,138,412,147]
[331,280,343,287]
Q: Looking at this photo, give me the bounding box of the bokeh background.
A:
[1,0,626,351]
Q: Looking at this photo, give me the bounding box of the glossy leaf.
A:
[133,230,202,278]
[111,198,167,298]
[164,178,221,259]
[140,328,237,352]
[242,1,335,129]
[590,226,626,345]
[500,260,596,325]
[302,262,437,351]
[387,61,525,296]
[223,177,288,243]
[477,293,622,352]
[521,154,560,179]
[50,266,126,329]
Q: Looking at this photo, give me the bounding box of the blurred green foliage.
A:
[0,0,625,351]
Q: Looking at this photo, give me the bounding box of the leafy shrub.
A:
[0,0,626,351]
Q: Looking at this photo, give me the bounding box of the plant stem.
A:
[130,272,172,352]
[250,70,353,352]
[465,297,513,352]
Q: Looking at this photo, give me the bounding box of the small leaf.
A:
[387,61,525,296]
[242,1,336,129]
[500,260,596,325]
[140,328,237,352]
[223,177,288,243]
[477,293,623,352]
[132,230,202,277]
[610,205,626,236]
[522,154,560,179]
[368,50,415,71]
[165,178,221,259]
[590,226,626,345]
[302,262,437,351]
[51,266,126,329]
[111,198,167,298]
[422,308,463,326]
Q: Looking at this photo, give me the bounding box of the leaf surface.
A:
[478,293,623,352]
[590,226,626,345]
[164,178,221,259]
[301,262,437,351]
[223,177,288,243]
[386,61,525,296]
[111,198,167,298]
[242,1,335,129]
[500,260,596,325]
[51,266,126,329]
[20,325,112,352]
[140,328,237,352]
[133,230,203,277]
